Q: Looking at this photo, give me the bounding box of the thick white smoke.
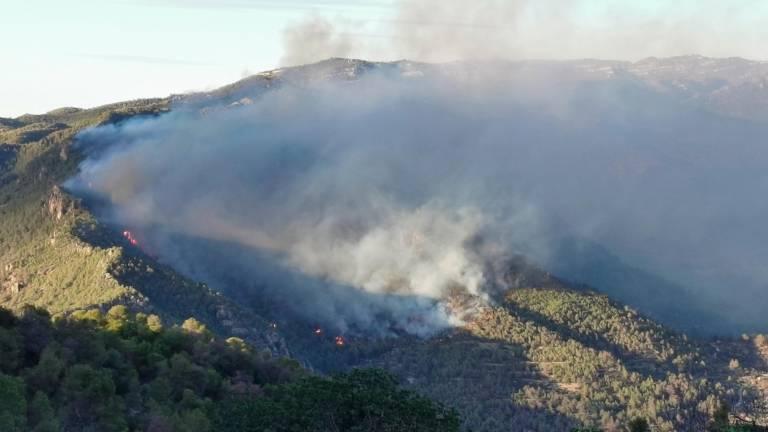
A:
[281,201,487,298]
[69,63,768,335]
[280,16,358,67]
[279,0,768,66]
[68,74,526,335]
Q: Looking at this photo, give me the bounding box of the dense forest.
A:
[0,305,460,431]
[372,287,768,431]
[0,304,762,432]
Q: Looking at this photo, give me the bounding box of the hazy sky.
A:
[2,0,767,117]
[1,0,393,116]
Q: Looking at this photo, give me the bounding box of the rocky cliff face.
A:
[45,185,70,221]
[1,264,24,296]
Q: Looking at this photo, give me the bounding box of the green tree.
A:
[0,373,27,432]
[146,314,164,333]
[23,346,64,395]
[182,317,210,336]
[18,306,53,363]
[0,307,17,328]
[629,417,650,432]
[60,364,127,431]
[0,327,21,372]
[105,305,130,333]
[213,368,461,432]
[711,400,730,431]
[28,391,59,432]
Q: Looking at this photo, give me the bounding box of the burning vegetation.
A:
[122,230,138,246]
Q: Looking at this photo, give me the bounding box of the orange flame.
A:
[314,328,323,336]
[122,230,138,246]
[334,336,345,347]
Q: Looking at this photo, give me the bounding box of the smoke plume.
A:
[278,0,768,65]
[68,64,768,335]
[280,16,357,67]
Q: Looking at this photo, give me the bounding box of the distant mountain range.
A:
[172,55,768,123]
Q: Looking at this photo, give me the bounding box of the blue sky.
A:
[1,0,394,116]
[2,0,766,117]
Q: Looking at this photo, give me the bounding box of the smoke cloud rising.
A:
[280,16,358,67]
[280,0,768,66]
[68,63,768,335]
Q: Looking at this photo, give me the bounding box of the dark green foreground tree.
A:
[212,368,460,432]
[0,305,458,431]
[628,417,650,432]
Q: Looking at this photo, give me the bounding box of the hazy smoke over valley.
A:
[68,63,768,335]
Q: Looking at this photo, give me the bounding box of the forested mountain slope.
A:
[0,305,458,431]
[0,100,285,355]
[2,57,768,431]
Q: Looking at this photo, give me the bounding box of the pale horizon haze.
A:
[2,0,767,117]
